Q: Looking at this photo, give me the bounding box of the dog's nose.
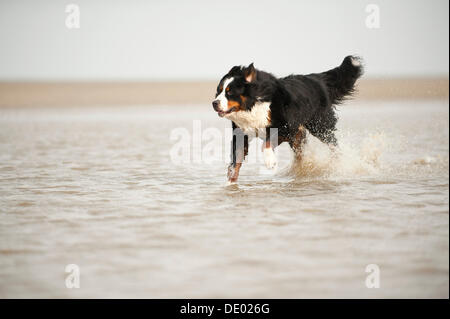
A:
[212,100,220,111]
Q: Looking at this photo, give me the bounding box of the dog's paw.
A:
[263,148,277,169]
[227,164,235,179]
[227,164,239,183]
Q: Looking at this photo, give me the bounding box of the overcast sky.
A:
[0,0,448,80]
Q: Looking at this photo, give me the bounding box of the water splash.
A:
[286,131,387,179]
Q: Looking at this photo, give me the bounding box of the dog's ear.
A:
[227,65,241,75]
[244,63,256,83]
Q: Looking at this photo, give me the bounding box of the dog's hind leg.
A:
[289,125,308,162]
[305,108,338,148]
[315,130,338,148]
[308,128,340,160]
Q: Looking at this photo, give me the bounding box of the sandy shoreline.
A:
[0,78,448,108]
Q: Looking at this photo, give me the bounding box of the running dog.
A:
[212,56,363,182]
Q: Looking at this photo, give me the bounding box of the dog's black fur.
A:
[213,56,363,182]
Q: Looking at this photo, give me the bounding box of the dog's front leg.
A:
[263,127,277,169]
[227,123,248,183]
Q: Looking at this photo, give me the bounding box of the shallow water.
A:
[0,100,448,298]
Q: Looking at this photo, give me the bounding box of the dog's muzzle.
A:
[212,100,220,112]
[212,100,236,117]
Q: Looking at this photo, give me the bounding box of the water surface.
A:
[0,100,448,298]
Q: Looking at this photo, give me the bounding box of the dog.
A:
[212,56,363,183]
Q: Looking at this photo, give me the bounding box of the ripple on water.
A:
[0,102,448,298]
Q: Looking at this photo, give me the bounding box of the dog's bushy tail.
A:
[322,55,364,105]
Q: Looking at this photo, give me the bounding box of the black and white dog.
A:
[212,56,363,183]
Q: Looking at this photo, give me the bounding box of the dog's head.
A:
[212,63,256,117]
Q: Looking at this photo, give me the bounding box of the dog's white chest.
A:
[226,102,271,132]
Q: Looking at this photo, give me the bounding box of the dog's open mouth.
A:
[217,107,237,117]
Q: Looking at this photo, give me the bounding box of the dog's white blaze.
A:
[225,101,271,132]
[216,77,234,112]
